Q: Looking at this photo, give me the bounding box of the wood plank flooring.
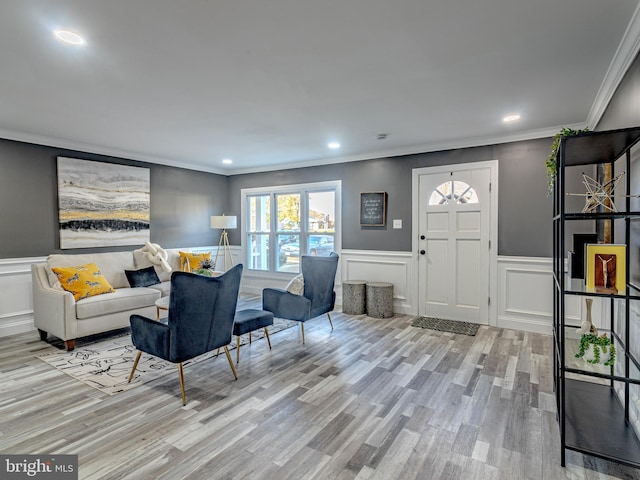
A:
[1,295,639,479]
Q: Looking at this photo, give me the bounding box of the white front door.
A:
[417,165,493,324]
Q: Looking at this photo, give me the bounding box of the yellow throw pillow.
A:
[51,263,115,301]
[179,251,213,272]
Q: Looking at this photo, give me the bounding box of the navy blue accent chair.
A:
[128,264,243,405]
[262,253,339,343]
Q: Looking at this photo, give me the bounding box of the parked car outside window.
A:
[279,235,334,263]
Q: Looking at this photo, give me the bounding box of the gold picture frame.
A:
[585,244,626,294]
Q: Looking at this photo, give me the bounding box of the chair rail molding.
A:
[0,256,46,337]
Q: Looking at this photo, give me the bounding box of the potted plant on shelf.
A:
[545,127,590,195]
[575,333,616,367]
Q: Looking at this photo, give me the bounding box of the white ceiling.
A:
[1,0,640,174]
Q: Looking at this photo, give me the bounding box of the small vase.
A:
[576,298,598,336]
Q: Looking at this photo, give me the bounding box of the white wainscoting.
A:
[497,256,584,334]
[339,250,414,314]
[240,249,415,315]
[0,256,46,337]
[0,247,230,340]
[0,251,571,339]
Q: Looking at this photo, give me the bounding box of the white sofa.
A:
[31,248,187,350]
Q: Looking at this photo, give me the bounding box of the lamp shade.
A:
[210,215,237,229]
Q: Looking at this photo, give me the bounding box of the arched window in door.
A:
[428,180,478,205]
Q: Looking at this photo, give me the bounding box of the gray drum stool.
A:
[366,282,394,318]
[342,280,367,315]
[232,309,274,363]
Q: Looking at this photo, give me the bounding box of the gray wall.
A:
[0,139,229,258]
[228,137,555,257]
[597,51,640,131]
[5,48,640,261]
[596,51,640,285]
[226,52,640,259]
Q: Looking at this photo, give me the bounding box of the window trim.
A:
[241,180,342,277]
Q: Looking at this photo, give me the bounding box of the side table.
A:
[342,280,367,315]
[366,282,394,318]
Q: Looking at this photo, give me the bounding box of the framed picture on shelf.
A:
[585,244,626,294]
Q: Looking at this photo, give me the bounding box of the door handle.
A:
[420,250,426,255]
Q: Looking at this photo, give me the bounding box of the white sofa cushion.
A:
[47,251,135,289]
[149,281,171,297]
[76,287,160,320]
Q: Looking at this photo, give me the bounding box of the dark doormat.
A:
[411,316,480,336]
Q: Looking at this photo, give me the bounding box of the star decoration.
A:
[581,172,625,213]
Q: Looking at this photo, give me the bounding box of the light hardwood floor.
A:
[1,295,639,480]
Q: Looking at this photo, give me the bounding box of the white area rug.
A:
[37,319,297,395]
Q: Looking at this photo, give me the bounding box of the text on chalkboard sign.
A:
[360,192,387,226]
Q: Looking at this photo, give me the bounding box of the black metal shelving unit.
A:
[553,126,640,467]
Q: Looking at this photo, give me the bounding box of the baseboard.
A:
[0,311,35,337]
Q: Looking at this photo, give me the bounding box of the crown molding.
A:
[0,128,226,175]
[1,122,576,177]
[0,121,587,177]
[586,1,640,129]
[226,123,586,175]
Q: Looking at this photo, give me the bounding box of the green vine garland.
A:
[546,127,590,195]
[575,334,616,367]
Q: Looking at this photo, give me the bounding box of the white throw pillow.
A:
[286,274,304,296]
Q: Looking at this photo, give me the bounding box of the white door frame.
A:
[411,160,499,326]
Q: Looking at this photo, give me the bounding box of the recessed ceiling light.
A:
[222,158,233,164]
[53,29,86,45]
[503,114,521,123]
[328,142,341,149]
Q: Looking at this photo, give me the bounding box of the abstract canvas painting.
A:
[57,157,150,249]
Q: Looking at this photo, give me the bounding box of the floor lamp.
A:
[211,215,237,272]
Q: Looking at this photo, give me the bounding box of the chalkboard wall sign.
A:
[360,192,387,226]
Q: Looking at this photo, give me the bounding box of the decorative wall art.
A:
[585,243,626,294]
[57,157,150,249]
[360,192,387,226]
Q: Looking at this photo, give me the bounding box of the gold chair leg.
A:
[264,327,272,350]
[327,312,334,330]
[128,351,142,383]
[216,348,220,357]
[249,332,252,344]
[224,345,239,380]
[236,335,241,364]
[178,363,186,406]
[301,323,305,344]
